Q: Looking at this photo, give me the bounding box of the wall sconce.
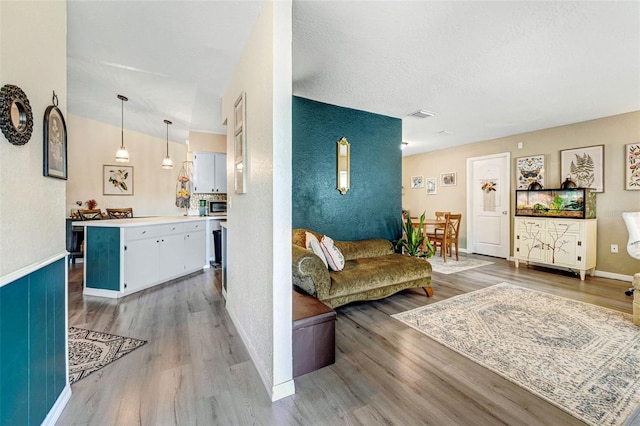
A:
[115,94,130,163]
[337,137,350,195]
[161,119,174,169]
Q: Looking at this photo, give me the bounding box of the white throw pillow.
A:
[305,232,328,268]
[320,235,345,272]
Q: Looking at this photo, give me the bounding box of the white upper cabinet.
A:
[193,151,227,193]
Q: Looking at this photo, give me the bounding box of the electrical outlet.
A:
[611,244,619,253]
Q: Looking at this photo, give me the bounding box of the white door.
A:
[466,152,510,258]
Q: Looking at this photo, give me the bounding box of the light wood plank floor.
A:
[57,257,634,425]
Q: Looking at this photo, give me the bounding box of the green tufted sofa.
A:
[292,229,433,308]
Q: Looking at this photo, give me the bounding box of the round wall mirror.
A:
[0,84,34,145]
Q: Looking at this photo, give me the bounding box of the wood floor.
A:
[56,257,634,425]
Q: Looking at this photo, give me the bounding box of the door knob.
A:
[502,211,508,215]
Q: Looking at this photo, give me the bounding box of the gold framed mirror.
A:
[337,137,350,195]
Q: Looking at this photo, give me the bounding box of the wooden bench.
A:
[292,289,336,377]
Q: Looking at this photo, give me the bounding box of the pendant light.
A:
[115,94,130,163]
[161,119,174,169]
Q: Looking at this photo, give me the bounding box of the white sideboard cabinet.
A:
[193,151,227,193]
[514,217,597,280]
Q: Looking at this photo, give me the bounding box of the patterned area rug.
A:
[69,327,147,384]
[428,255,493,274]
[392,283,640,426]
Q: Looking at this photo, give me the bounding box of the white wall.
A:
[0,0,67,275]
[221,0,294,401]
[66,114,187,217]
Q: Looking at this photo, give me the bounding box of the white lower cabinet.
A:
[514,217,597,280]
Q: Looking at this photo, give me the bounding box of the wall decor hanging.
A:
[234,92,246,194]
[426,177,437,195]
[560,145,604,192]
[103,165,134,196]
[0,84,33,146]
[440,172,457,187]
[515,155,544,189]
[43,91,67,179]
[411,175,424,189]
[625,143,640,190]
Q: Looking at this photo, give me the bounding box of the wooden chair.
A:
[428,213,462,262]
[106,207,133,219]
[78,209,103,220]
[427,211,450,239]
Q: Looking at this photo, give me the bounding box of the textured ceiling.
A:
[67,1,640,155]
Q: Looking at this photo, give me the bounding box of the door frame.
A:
[465,152,511,258]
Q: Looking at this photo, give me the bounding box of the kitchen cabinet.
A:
[514,217,597,280]
[193,151,227,193]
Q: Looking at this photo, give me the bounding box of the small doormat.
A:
[68,327,147,384]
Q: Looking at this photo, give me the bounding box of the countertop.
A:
[72,215,225,228]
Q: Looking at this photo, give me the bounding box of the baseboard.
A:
[226,306,295,402]
[508,257,634,283]
[41,384,71,426]
[83,287,121,298]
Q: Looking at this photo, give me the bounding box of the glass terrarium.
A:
[515,188,596,219]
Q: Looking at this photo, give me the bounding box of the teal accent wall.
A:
[1,258,66,426]
[292,96,402,241]
[86,227,121,291]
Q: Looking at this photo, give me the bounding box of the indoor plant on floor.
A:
[396,212,435,258]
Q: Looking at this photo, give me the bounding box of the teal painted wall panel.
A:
[86,227,121,291]
[1,277,30,426]
[0,259,67,426]
[292,96,402,241]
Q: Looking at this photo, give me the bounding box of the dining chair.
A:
[78,209,103,220]
[427,211,450,239]
[106,207,133,219]
[428,213,462,262]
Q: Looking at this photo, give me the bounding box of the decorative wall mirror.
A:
[336,137,350,195]
[0,84,34,146]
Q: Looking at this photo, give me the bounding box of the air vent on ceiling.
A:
[408,109,436,118]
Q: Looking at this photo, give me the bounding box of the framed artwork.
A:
[626,143,640,190]
[441,172,457,187]
[426,177,437,195]
[103,165,134,195]
[43,103,67,179]
[411,175,424,189]
[560,145,604,192]
[516,155,544,189]
[234,92,246,194]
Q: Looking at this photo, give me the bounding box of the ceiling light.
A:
[401,142,409,150]
[115,94,130,163]
[408,109,436,118]
[162,119,174,169]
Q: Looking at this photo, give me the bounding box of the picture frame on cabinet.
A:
[515,155,544,189]
[426,177,437,195]
[560,145,604,192]
[411,175,424,189]
[625,143,640,190]
[234,92,246,194]
[43,103,67,179]
[103,165,134,195]
[441,172,457,187]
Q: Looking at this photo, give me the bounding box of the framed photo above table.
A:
[103,165,134,195]
[515,155,544,189]
[440,172,457,187]
[411,175,424,189]
[560,145,604,192]
[426,177,437,195]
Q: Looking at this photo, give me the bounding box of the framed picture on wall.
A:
[560,145,604,192]
[515,155,544,189]
[626,143,640,190]
[234,92,246,194]
[43,103,68,179]
[426,177,437,195]
[440,172,457,187]
[411,175,424,189]
[103,165,134,195]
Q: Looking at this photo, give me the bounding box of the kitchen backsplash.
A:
[188,193,227,211]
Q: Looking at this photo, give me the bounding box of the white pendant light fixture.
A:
[161,119,174,169]
[115,94,130,163]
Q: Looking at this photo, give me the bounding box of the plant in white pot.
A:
[395,212,435,258]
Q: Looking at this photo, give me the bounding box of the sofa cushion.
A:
[305,231,328,268]
[328,254,431,298]
[321,235,345,272]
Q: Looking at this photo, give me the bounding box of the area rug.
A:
[392,283,640,426]
[68,327,147,384]
[427,254,493,274]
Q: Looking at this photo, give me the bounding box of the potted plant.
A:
[395,212,435,258]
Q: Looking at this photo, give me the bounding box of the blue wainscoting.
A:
[86,227,121,291]
[0,258,67,426]
[292,96,402,242]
